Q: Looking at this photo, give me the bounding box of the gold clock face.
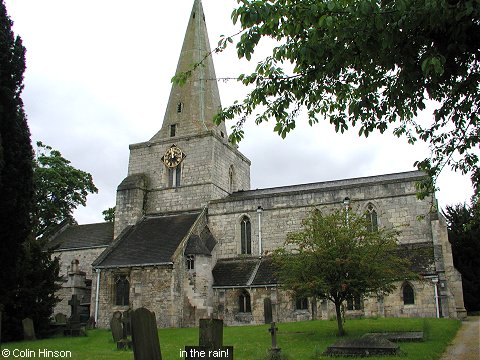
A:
[161,145,186,168]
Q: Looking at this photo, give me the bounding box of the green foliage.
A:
[33,141,98,237]
[102,206,115,222]
[10,237,62,340]
[0,0,35,341]
[212,0,480,193]
[273,209,418,336]
[443,195,480,312]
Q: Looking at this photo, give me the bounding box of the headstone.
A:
[324,334,400,356]
[268,322,280,356]
[55,313,67,324]
[122,309,132,337]
[199,319,223,349]
[22,318,36,341]
[110,311,124,343]
[131,307,162,360]
[64,295,84,336]
[184,319,233,360]
[68,295,81,322]
[264,298,273,324]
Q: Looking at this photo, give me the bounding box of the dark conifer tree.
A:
[0,0,34,340]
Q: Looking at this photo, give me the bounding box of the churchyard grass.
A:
[1,318,460,359]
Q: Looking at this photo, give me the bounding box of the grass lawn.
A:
[1,318,460,359]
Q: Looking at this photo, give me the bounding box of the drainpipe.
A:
[257,206,263,257]
[432,277,440,318]
[94,269,101,325]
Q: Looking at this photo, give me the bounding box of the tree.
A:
[102,206,115,222]
[0,0,35,341]
[193,0,480,194]
[273,209,417,336]
[33,141,98,237]
[443,197,480,312]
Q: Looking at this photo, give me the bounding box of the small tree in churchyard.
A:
[273,209,418,336]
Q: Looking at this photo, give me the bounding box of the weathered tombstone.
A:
[268,322,281,357]
[110,311,124,343]
[264,298,273,324]
[68,295,81,322]
[324,334,400,356]
[64,295,84,336]
[122,309,132,337]
[131,307,162,360]
[199,318,223,350]
[55,313,67,324]
[184,318,233,359]
[22,318,36,341]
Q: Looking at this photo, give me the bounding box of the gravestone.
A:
[268,322,281,357]
[64,295,84,336]
[185,319,233,360]
[324,334,400,356]
[22,318,36,341]
[364,332,424,342]
[122,309,132,337]
[264,298,273,324]
[55,313,67,324]
[110,311,124,343]
[131,307,162,360]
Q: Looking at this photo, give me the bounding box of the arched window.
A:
[228,165,235,193]
[403,282,415,305]
[366,203,378,232]
[168,165,181,188]
[240,216,251,254]
[239,291,251,313]
[115,275,130,306]
[186,255,195,270]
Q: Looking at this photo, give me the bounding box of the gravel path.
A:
[440,316,479,360]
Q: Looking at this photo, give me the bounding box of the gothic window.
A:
[240,216,252,254]
[228,165,235,193]
[170,124,177,137]
[115,275,129,306]
[177,102,183,113]
[366,203,378,232]
[239,290,251,313]
[346,294,363,310]
[403,282,415,305]
[295,297,308,310]
[186,255,195,270]
[168,165,181,188]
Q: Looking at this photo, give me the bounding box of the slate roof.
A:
[212,171,426,203]
[48,222,114,251]
[94,213,200,268]
[185,227,216,255]
[213,257,277,287]
[212,243,434,287]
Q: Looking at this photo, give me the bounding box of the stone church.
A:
[48,0,466,328]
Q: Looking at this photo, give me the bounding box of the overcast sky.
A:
[5,0,473,224]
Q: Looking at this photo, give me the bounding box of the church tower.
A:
[114,0,251,237]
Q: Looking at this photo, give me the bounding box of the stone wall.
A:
[209,173,434,260]
[95,266,178,328]
[213,279,438,326]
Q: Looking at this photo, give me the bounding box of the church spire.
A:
[151,0,227,142]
